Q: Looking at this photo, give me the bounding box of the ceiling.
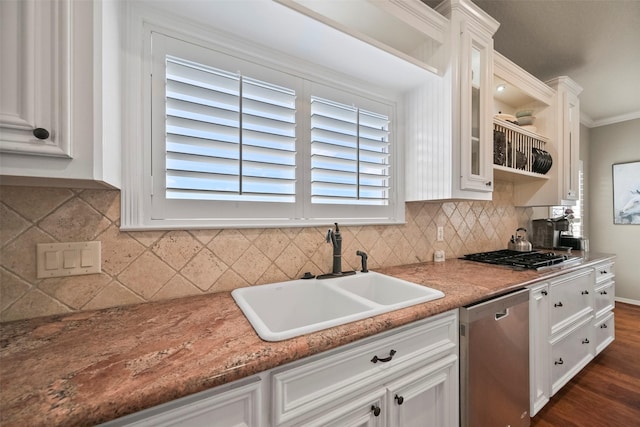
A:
[424,0,640,127]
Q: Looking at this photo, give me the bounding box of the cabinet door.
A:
[0,0,71,157]
[528,283,550,417]
[101,377,262,427]
[459,25,494,193]
[385,354,458,427]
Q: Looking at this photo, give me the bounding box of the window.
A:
[164,57,297,203]
[123,29,403,230]
[550,161,584,236]
[310,96,390,206]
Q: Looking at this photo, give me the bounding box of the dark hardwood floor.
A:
[531,302,640,427]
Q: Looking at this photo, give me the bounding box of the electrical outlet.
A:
[437,226,444,241]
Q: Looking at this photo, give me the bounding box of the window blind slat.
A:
[167,58,239,95]
[310,96,390,205]
[164,56,297,203]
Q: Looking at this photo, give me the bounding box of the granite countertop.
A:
[0,252,614,426]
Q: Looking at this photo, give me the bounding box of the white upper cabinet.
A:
[491,52,582,207]
[0,0,71,158]
[547,77,582,204]
[0,0,121,189]
[405,0,499,201]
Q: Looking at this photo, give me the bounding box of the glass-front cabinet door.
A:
[459,25,494,192]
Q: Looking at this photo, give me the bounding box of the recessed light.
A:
[496,84,507,93]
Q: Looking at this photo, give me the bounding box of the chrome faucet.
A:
[326,223,342,275]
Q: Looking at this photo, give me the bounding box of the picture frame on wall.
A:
[613,161,640,224]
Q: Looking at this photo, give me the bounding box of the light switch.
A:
[81,248,94,267]
[63,250,78,269]
[37,241,101,278]
[44,251,59,270]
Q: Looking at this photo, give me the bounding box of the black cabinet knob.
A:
[371,405,381,417]
[395,395,404,405]
[541,290,548,296]
[555,358,564,365]
[33,128,50,140]
[554,302,563,307]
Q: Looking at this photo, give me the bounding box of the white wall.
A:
[589,118,640,303]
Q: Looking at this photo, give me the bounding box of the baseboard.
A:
[615,297,640,306]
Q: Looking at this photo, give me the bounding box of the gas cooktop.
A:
[461,250,581,270]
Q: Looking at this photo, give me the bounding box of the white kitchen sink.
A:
[232,271,444,341]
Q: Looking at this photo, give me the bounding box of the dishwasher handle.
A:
[495,308,509,320]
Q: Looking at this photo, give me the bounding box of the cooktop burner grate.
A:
[461,250,578,270]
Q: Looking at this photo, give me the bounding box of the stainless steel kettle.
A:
[508,227,533,252]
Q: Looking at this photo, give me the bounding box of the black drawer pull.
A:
[601,270,608,274]
[371,405,381,417]
[541,290,548,296]
[554,302,564,307]
[582,338,590,344]
[600,290,608,295]
[371,349,396,364]
[395,394,404,405]
[581,290,589,295]
[600,324,608,329]
[555,358,564,365]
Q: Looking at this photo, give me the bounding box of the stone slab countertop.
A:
[0,252,614,426]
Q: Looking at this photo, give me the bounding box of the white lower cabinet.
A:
[528,259,616,417]
[102,310,458,427]
[273,310,459,427]
[549,314,593,395]
[100,376,263,427]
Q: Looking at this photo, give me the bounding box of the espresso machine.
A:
[531,218,570,249]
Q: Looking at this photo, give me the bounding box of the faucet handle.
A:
[326,228,334,243]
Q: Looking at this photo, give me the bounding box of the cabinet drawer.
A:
[594,312,615,355]
[271,310,457,426]
[594,281,615,318]
[593,262,615,284]
[550,315,594,395]
[549,269,593,334]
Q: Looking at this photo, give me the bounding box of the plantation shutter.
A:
[164,56,297,203]
[310,96,390,205]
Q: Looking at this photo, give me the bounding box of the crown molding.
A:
[581,110,640,128]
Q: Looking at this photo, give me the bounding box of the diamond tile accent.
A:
[208,229,251,267]
[0,203,30,247]
[118,252,175,298]
[181,249,227,291]
[0,182,534,321]
[0,186,73,222]
[152,231,202,270]
[152,274,202,301]
[39,198,110,242]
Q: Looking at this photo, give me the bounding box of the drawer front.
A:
[593,262,615,284]
[549,269,593,334]
[594,312,615,355]
[271,310,457,426]
[594,281,615,317]
[550,315,594,395]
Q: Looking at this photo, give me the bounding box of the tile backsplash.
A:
[0,182,532,322]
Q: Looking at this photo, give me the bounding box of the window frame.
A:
[121,9,405,230]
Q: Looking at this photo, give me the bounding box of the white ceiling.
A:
[425,0,640,127]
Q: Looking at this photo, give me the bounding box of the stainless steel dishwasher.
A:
[460,288,530,427]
